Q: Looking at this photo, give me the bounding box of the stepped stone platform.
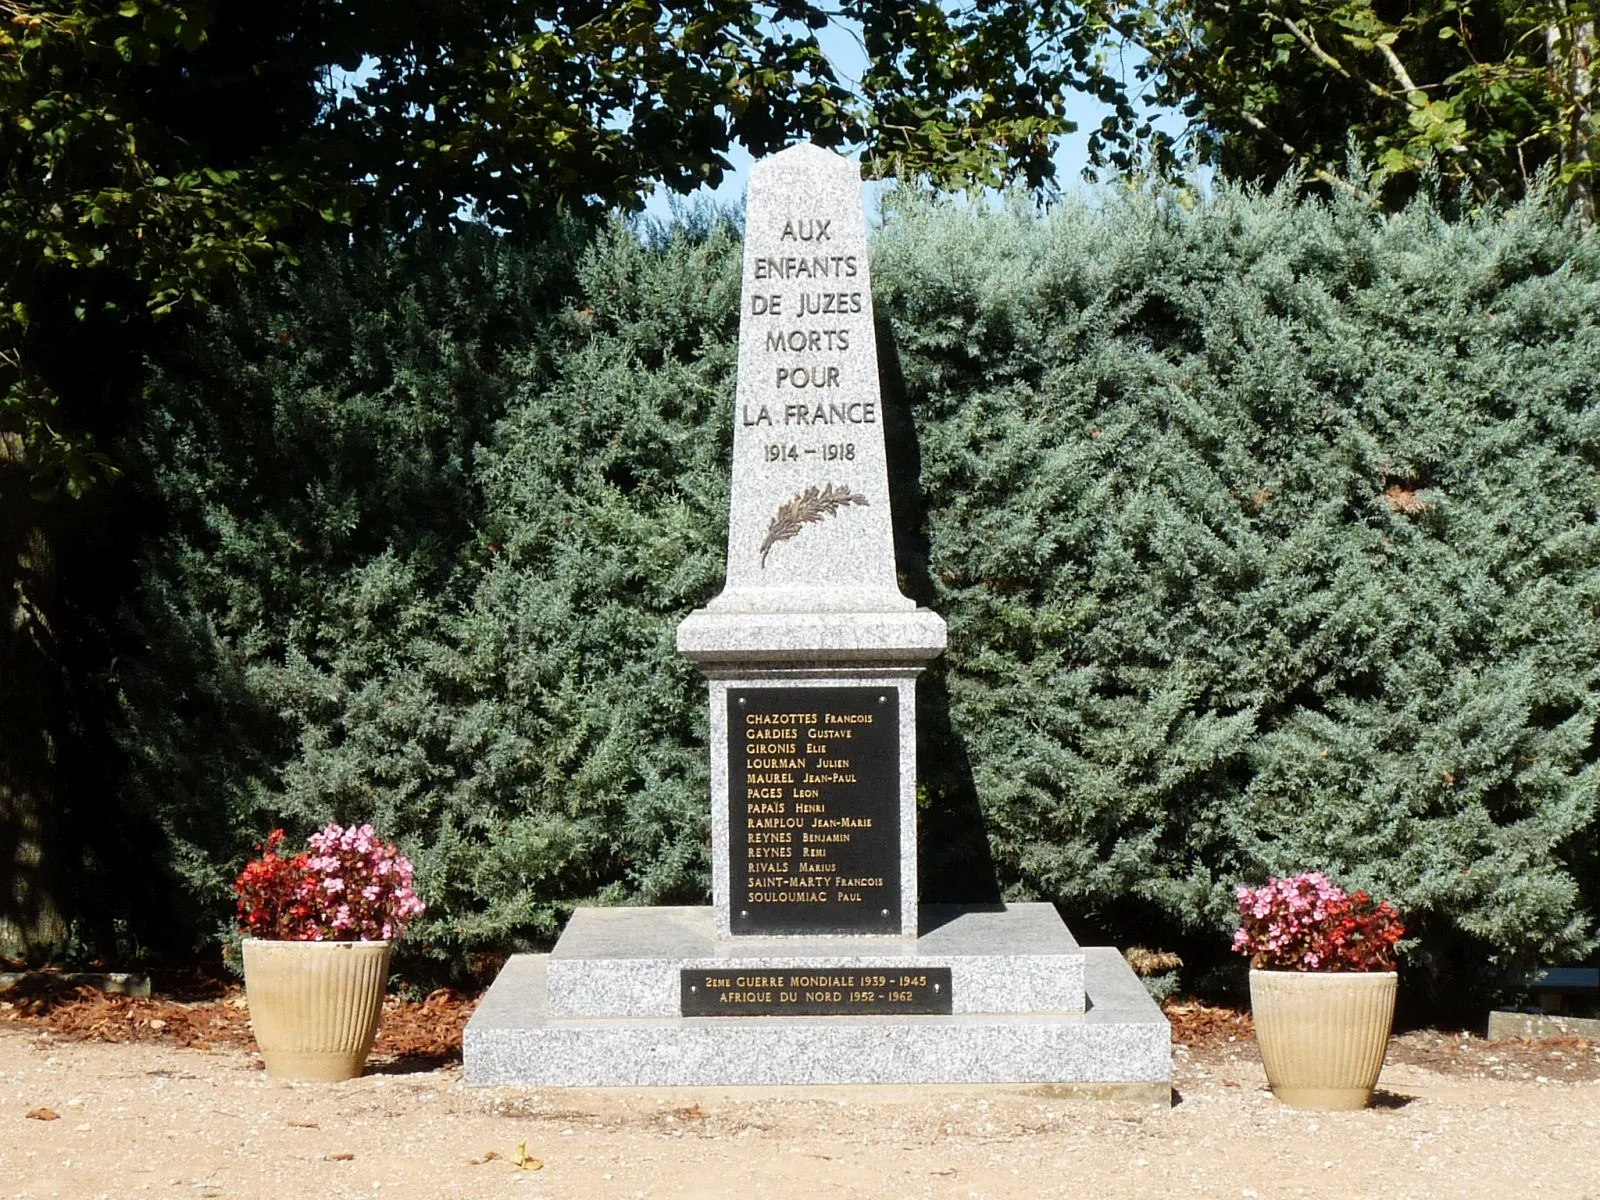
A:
[464,903,1170,1097]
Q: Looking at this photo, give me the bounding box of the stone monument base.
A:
[464,904,1170,1099]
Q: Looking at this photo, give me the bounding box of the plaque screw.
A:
[739,698,746,707]
[740,910,750,919]
[881,909,890,917]
[934,983,942,993]
[690,985,698,993]
[878,694,887,704]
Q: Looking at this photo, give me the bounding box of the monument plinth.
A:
[465,145,1170,1095]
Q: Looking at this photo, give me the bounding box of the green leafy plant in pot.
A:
[1234,872,1405,1110]
[234,824,425,1080]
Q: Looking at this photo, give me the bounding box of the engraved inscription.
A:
[729,686,899,935]
[682,967,951,1016]
[743,206,877,479]
[722,146,913,595]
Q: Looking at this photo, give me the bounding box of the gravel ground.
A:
[3,1023,1598,1199]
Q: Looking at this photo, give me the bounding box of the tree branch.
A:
[1238,108,1376,201]
[1374,41,1422,95]
[1277,15,1411,110]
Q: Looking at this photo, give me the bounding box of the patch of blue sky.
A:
[321,13,1199,233]
[639,16,1197,228]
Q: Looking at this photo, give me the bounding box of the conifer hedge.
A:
[124,187,1600,992]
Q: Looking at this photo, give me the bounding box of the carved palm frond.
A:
[758,483,868,567]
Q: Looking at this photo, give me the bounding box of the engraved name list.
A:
[729,685,900,934]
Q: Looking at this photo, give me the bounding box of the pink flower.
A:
[236,821,425,942]
[1232,872,1404,972]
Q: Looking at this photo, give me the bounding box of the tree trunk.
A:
[0,436,69,949]
[1550,7,1597,225]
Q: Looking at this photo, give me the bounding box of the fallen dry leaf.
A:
[288,1120,319,1129]
[512,1140,543,1171]
[1163,999,1255,1049]
[25,1108,59,1121]
[470,1151,502,1165]
[1381,485,1429,515]
[325,1152,354,1162]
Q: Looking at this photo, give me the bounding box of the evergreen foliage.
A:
[126,186,1600,993]
[125,220,737,964]
[874,184,1600,984]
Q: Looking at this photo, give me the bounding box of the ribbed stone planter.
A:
[1249,969,1397,1110]
[242,938,392,1081]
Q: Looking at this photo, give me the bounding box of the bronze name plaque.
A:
[681,967,952,1016]
[729,685,900,935]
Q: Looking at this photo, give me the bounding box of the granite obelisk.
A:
[677,143,947,938]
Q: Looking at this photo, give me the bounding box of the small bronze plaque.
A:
[729,685,900,935]
[681,967,952,1016]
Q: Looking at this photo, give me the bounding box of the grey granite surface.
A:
[676,609,946,663]
[466,944,1167,1091]
[544,903,1084,1017]
[708,141,908,617]
[674,144,948,657]
[673,145,944,941]
[1486,1009,1600,1040]
[466,147,1173,1095]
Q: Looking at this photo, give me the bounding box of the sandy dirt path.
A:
[2,1025,1597,1200]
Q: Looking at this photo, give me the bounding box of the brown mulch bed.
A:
[5,977,1597,1083]
[1383,1029,1600,1082]
[0,975,475,1066]
[372,988,477,1066]
[1163,999,1255,1050]
[1160,996,1600,1082]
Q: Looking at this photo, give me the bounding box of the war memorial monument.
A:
[465,144,1171,1096]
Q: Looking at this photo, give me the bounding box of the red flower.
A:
[233,830,322,940]
[1233,873,1405,972]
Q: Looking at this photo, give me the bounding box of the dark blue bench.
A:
[1522,967,1599,1017]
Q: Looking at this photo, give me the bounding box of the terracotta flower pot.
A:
[242,938,392,1081]
[1249,968,1397,1110]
